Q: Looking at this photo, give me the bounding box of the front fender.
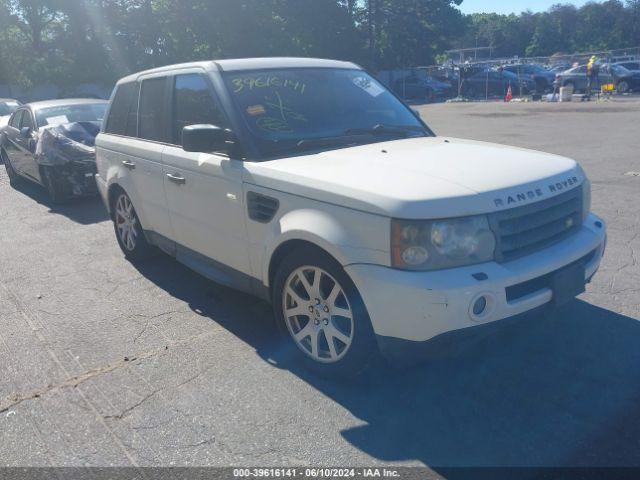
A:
[259,206,390,288]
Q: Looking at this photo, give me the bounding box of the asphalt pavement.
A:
[1,97,639,471]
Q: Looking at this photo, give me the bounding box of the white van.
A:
[96,58,606,375]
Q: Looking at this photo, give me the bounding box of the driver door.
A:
[14,110,40,182]
[161,71,251,277]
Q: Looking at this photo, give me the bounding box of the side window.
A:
[139,77,169,143]
[172,73,227,145]
[9,110,23,128]
[20,112,34,130]
[105,82,138,136]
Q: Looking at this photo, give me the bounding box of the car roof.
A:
[0,98,20,103]
[116,57,361,84]
[24,98,108,111]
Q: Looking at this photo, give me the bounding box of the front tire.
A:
[272,245,378,377]
[41,166,68,204]
[111,190,154,261]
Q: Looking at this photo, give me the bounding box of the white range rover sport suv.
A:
[96,58,606,376]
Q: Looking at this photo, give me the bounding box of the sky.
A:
[458,0,592,15]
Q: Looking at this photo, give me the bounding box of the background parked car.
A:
[548,63,573,74]
[615,61,640,74]
[503,64,556,92]
[0,99,22,128]
[392,75,453,102]
[1,99,107,202]
[557,63,636,93]
[462,69,536,98]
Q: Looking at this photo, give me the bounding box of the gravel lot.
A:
[1,97,639,471]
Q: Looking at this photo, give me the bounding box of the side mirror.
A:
[20,127,32,139]
[182,124,230,154]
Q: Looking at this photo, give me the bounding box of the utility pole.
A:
[367,0,379,69]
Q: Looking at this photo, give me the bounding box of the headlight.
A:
[582,179,591,222]
[391,216,496,271]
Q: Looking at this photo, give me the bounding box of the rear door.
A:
[161,71,251,276]
[100,77,174,239]
[3,110,24,173]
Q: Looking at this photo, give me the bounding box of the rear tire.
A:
[617,80,630,94]
[272,245,378,378]
[41,166,68,204]
[111,190,155,262]
[2,149,23,187]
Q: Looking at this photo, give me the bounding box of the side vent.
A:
[247,192,279,223]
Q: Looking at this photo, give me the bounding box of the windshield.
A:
[36,103,107,128]
[224,68,429,157]
[0,101,20,116]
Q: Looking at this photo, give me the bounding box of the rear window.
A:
[105,83,139,136]
[0,102,19,116]
[36,104,107,128]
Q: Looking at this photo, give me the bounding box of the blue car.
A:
[392,75,453,102]
[462,69,536,98]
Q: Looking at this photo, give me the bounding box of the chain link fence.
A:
[377,47,640,103]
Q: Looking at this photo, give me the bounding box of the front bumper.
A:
[49,161,98,197]
[346,214,606,350]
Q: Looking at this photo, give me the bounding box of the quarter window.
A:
[139,77,169,142]
[105,82,138,136]
[172,74,227,145]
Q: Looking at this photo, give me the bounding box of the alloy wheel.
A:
[115,194,138,251]
[282,266,354,363]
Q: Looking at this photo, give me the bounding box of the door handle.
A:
[166,173,186,185]
[121,160,136,170]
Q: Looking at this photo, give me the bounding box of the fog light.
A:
[473,296,487,316]
[469,292,496,321]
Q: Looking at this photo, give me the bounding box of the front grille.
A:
[490,186,583,263]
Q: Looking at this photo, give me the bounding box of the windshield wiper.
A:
[344,124,425,137]
[295,134,372,151]
[264,125,426,157]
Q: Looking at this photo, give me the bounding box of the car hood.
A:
[0,115,9,128]
[243,137,584,219]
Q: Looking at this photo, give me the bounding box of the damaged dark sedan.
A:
[1,99,107,203]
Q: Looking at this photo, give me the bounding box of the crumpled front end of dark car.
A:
[36,121,100,197]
